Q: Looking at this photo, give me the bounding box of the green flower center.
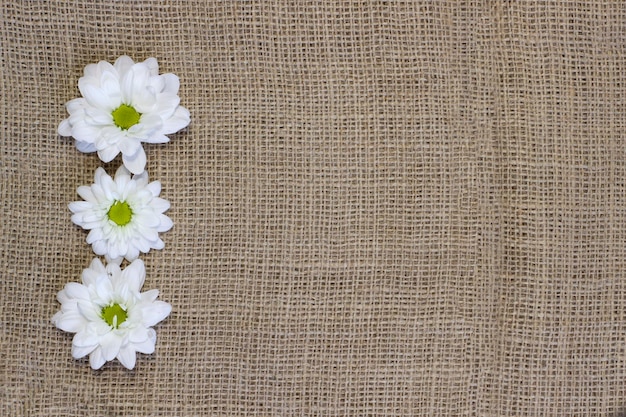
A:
[107,201,133,226]
[101,303,128,328]
[112,104,141,130]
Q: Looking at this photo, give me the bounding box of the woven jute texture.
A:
[2,1,626,415]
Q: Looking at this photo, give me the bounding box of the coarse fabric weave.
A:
[2,1,626,416]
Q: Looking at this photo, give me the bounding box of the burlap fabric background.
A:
[2,1,626,416]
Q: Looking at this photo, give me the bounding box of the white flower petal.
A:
[77,211,103,225]
[51,310,63,325]
[78,79,116,111]
[73,329,100,349]
[77,300,102,322]
[142,133,170,144]
[58,119,72,136]
[120,63,144,105]
[132,170,150,187]
[114,55,135,75]
[157,215,174,233]
[139,226,159,243]
[133,329,157,354]
[100,70,122,99]
[147,74,165,94]
[63,282,90,300]
[55,289,72,305]
[95,60,116,78]
[105,262,122,278]
[91,320,114,337]
[125,245,140,261]
[97,146,120,163]
[92,239,108,256]
[151,238,165,251]
[94,276,114,302]
[143,57,159,76]
[121,259,145,292]
[86,228,104,244]
[82,268,104,288]
[99,331,123,361]
[161,73,180,94]
[105,255,124,265]
[72,343,97,360]
[136,114,163,135]
[117,137,141,156]
[68,201,92,214]
[151,92,180,120]
[85,107,114,125]
[141,289,159,303]
[76,185,96,202]
[129,325,150,343]
[108,263,126,290]
[93,167,107,183]
[90,183,108,203]
[99,170,116,194]
[116,285,131,303]
[75,140,98,153]
[88,258,107,274]
[72,122,103,144]
[135,212,160,228]
[146,181,161,197]
[150,196,170,213]
[114,165,132,185]
[80,74,100,89]
[133,90,157,114]
[106,242,122,260]
[89,347,106,370]
[54,310,87,333]
[134,237,152,253]
[122,146,147,175]
[116,345,137,370]
[98,126,125,147]
[83,62,100,78]
[141,301,172,327]
[66,97,87,113]
[162,106,190,134]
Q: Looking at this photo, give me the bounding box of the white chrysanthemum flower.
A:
[69,165,173,264]
[52,258,171,370]
[58,55,190,174]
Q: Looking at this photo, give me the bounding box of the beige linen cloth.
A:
[1,1,625,415]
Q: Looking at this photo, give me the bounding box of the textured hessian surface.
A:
[1,1,626,415]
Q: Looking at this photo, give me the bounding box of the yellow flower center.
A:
[112,104,141,130]
[101,303,128,328]
[107,201,133,226]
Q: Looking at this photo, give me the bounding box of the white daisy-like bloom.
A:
[69,165,173,264]
[58,55,190,174]
[52,258,172,370]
